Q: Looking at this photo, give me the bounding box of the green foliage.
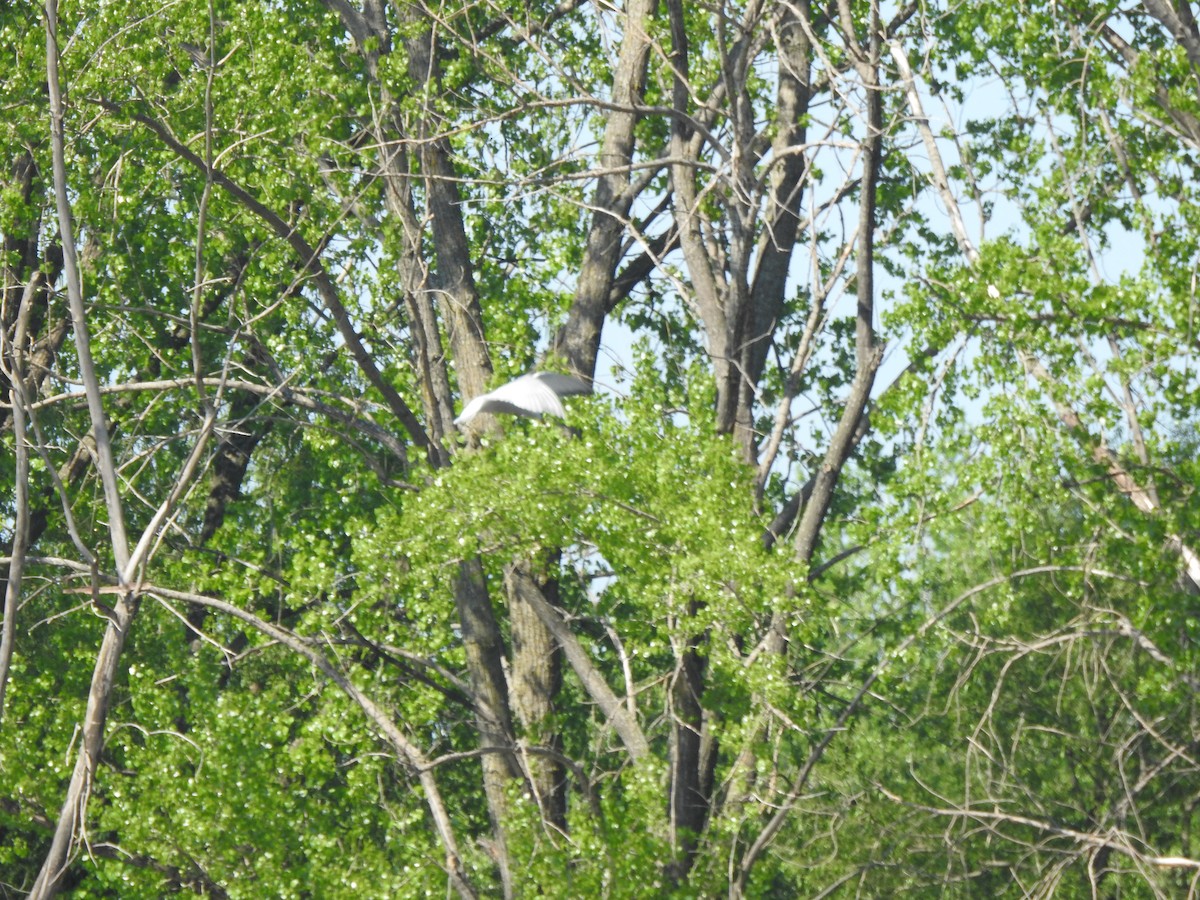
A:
[3,0,1200,896]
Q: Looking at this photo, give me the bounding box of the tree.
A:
[2,0,1199,896]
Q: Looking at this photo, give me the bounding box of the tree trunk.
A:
[666,622,715,884]
[505,563,567,829]
[739,0,814,456]
[452,558,520,892]
[554,0,656,378]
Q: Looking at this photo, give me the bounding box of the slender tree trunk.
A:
[666,620,715,883]
[400,24,494,404]
[29,600,138,900]
[792,0,884,563]
[382,153,457,453]
[33,7,139,892]
[451,559,518,895]
[397,14,523,885]
[554,0,656,378]
[731,6,886,890]
[534,0,658,844]
[739,0,814,456]
[667,0,730,417]
[505,563,567,829]
[0,274,42,723]
[314,5,523,886]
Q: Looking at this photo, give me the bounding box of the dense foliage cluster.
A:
[2,0,1199,896]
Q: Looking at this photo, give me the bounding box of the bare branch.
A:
[876,784,1200,872]
[0,273,42,723]
[31,6,139,893]
[888,38,979,264]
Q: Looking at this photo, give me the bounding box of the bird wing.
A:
[486,374,568,418]
[453,394,490,426]
[454,372,592,427]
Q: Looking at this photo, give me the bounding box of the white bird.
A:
[454,372,591,428]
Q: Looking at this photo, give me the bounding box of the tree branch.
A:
[31,8,140,895]
[145,581,478,899]
[505,567,650,760]
[0,273,42,723]
[94,97,431,461]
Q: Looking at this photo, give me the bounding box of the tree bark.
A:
[667,0,732,426]
[739,0,815,454]
[511,568,651,760]
[730,6,886,889]
[553,0,656,378]
[505,563,567,829]
[792,0,884,564]
[0,274,41,723]
[399,19,494,406]
[32,11,138,893]
[668,0,818,463]
[319,11,523,876]
[666,619,715,884]
[451,559,519,894]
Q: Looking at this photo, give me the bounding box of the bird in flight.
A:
[454,372,591,428]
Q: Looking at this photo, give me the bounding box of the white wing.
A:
[454,372,591,427]
[453,393,491,426]
[482,374,569,418]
